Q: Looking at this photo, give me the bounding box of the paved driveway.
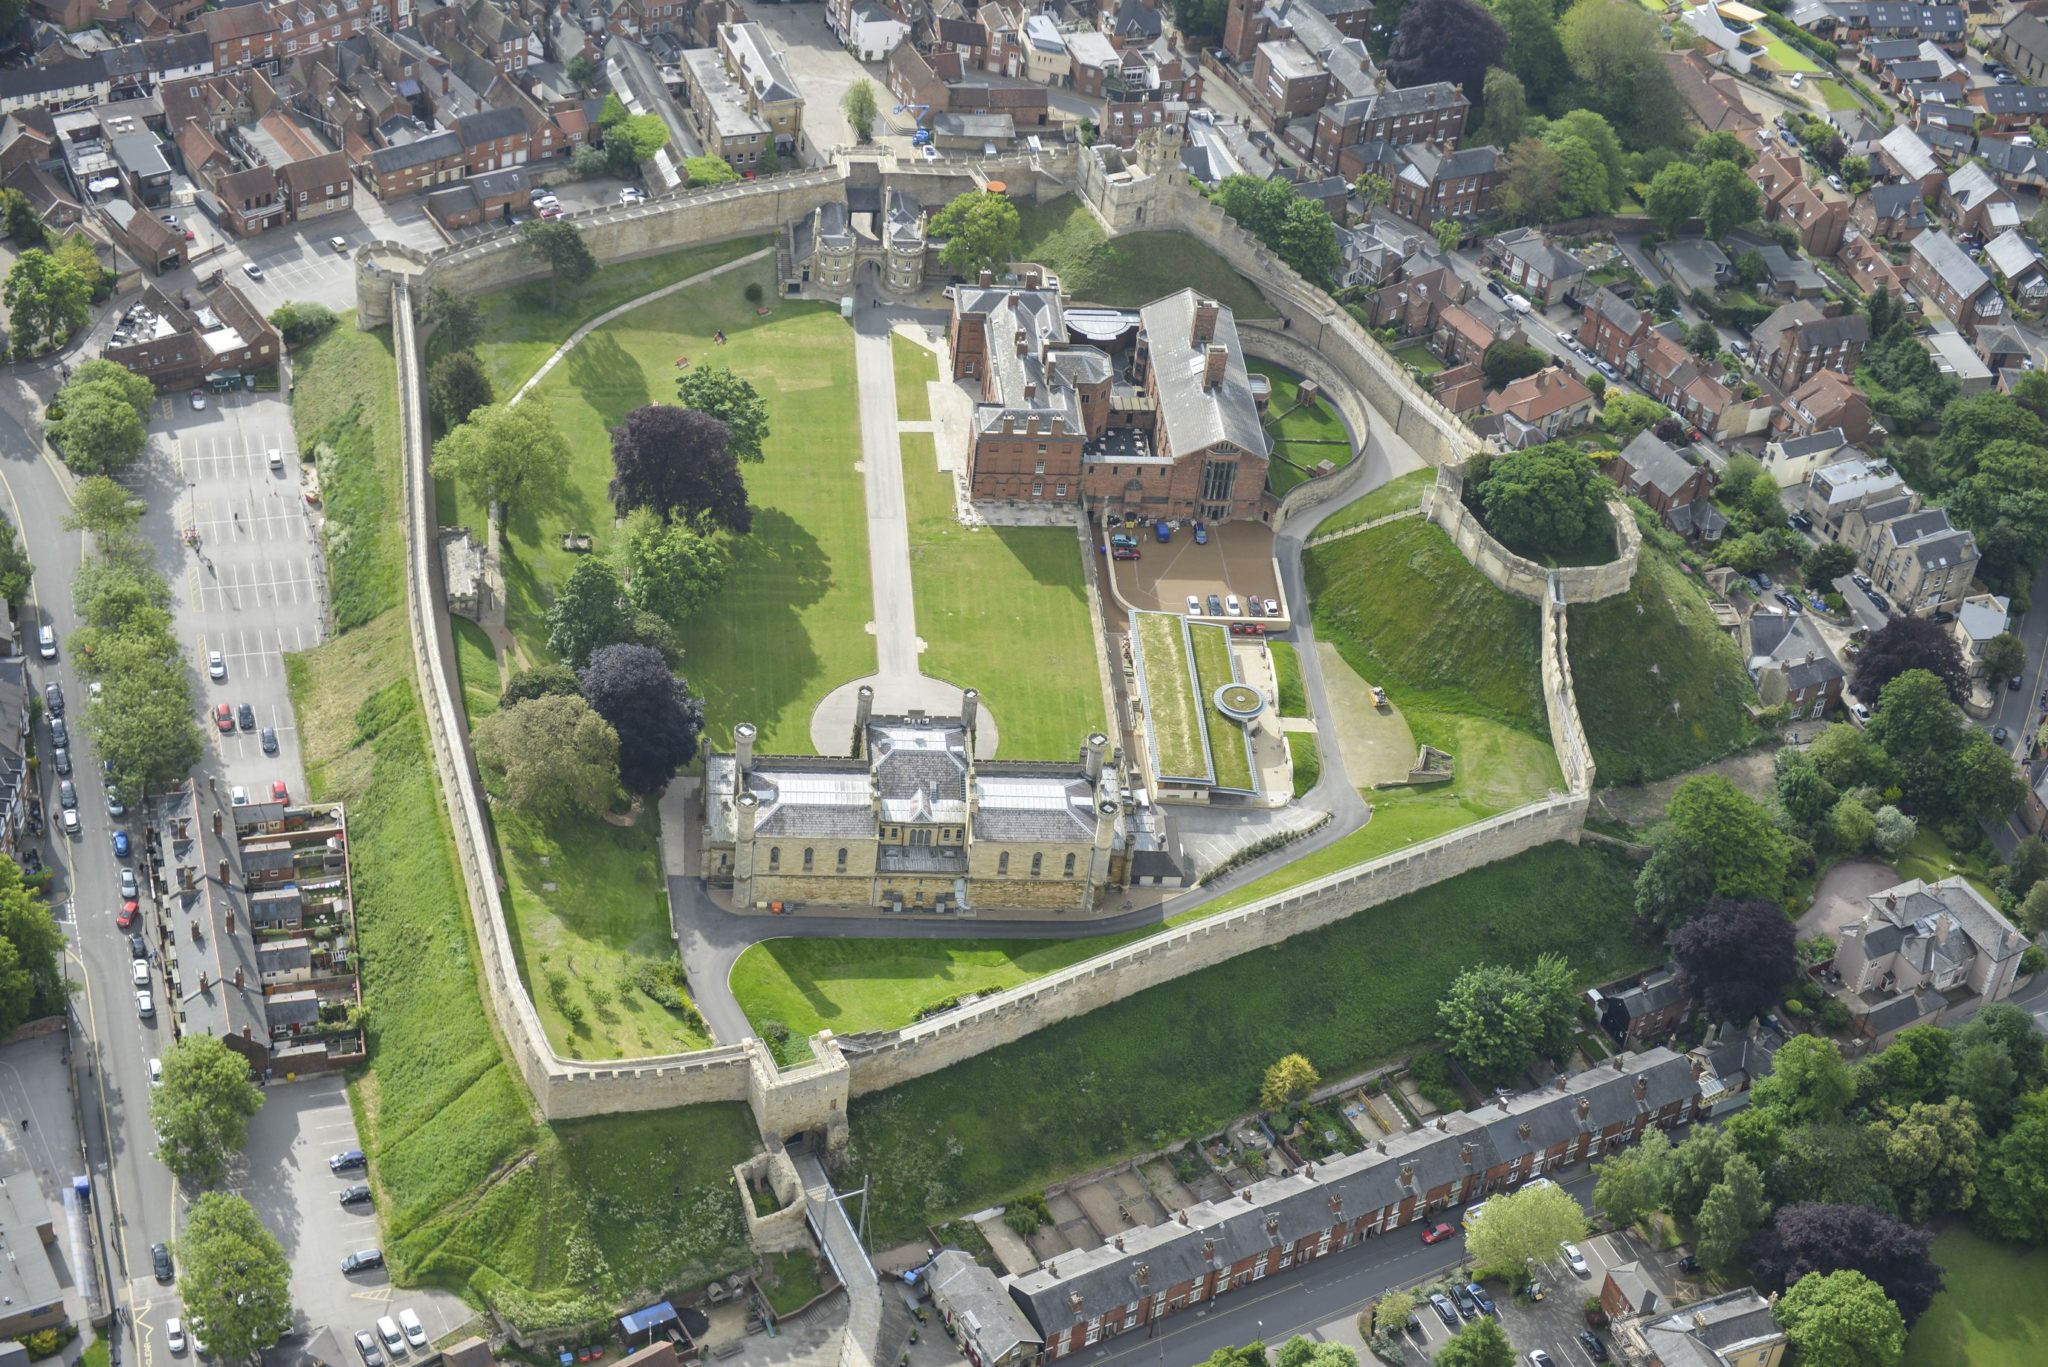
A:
[747,4,902,159]
[1797,858,1899,940]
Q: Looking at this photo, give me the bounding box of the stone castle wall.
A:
[1422,466,1641,606]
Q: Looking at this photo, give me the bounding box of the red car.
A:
[271,780,289,804]
[214,703,234,733]
[117,900,139,928]
[1420,1222,1457,1245]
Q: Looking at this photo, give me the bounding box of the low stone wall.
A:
[1543,594,1598,796]
[736,1148,812,1255]
[836,794,1587,1095]
[1234,323,1380,534]
[1422,466,1640,605]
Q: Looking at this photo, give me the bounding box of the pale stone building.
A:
[701,692,1128,914]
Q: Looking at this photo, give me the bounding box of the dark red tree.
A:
[1667,897,1797,1024]
[1850,615,1970,704]
[1387,0,1506,109]
[608,404,751,533]
[578,643,705,796]
[1746,1203,1945,1325]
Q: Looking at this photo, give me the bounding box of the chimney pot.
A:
[1204,342,1229,390]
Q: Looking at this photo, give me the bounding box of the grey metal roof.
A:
[454,104,530,148]
[1867,183,1928,222]
[1139,290,1269,461]
[1947,160,2005,210]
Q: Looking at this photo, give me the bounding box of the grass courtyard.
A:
[451,617,501,725]
[290,326,753,1328]
[459,254,873,753]
[1568,534,1757,786]
[845,842,1657,1242]
[1013,196,1270,318]
[1251,361,1356,496]
[893,333,934,423]
[901,434,1102,759]
[1903,1227,2048,1366]
[1189,622,1256,790]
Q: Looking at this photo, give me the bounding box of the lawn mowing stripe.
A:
[1133,611,1210,782]
[1188,621,1256,791]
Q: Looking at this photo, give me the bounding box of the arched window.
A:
[998,852,1010,875]
[1031,853,1043,877]
[836,847,848,870]
[768,846,780,870]
[802,847,814,871]
[1064,852,1076,878]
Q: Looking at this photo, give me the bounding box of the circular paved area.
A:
[810,674,1001,758]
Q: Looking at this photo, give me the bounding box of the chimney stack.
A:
[855,685,874,736]
[735,722,757,774]
[1084,732,1109,783]
[962,688,980,738]
[979,269,994,287]
[1190,296,1219,346]
[234,967,245,988]
[1203,343,1228,390]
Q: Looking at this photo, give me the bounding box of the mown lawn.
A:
[460,238,771,395]
[893,333,934,423]
[291,321,755,1330]
[1269,639,1307,717]
[1312,469,1435,539]
[1189,622,1255,790]
[1136,612,1207,779]
[1014,197,1270,318]
[902,436,1101,759]
[1390,342,1445,376]
[846,843,1657,1241]
[1820,78,1862,112]
[451,617,502,724]
[494,804,709,1058]
[461,259,872,751]
[1763,36,1823,74]
[1252,360,1355,496]
[1569,540,1756,785]
[1903,1227,2048,1367]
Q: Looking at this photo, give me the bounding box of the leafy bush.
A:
[1003,1192,1051,1235]
[1781,997,1810,1018]
[2023,946,2047,977]
[270,301,339,347]
[1407,1052,1465,1113]
[1817,998,1851,1032]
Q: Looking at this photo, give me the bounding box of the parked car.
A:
[1995,725,2009,744]
[1111,545,1140,560]
[1207,593,1223,615]
[1450,1283,1480,1320]
[331,236,351,254]
[619,187,646,206]
[1429,1293,1460,1329]
[1224,594,1242,616]
[1264,598,1279,616]
[261,726,279,755]
[52,745,69,776]
[237,702,256,730]
[38,624,55,659]
[1467,1283,1496,1316]
[1528,1353,1556,1367]
[1420,1222,1457,1245]
[376,1317,407,1359]
[1776,590,1803,613]
[242,262,264,281]
[214,703,235,733]
[149,1057,163,1086]
[120,868,138,900]
[272,780,290,803]
[339,1184,373,1207]
[1186,595,1202,615]
[1193,521,1208,545]
[209,649,227,679]
[61,808,80,836]
[355,1331,385,1367]
[341,1247,383,1274]
[1154,520,1172,543]
[129,932,147,959]
[43,682,63,716]
[397,1310,427,1351]
[331,1149,368,1173]
[118,900,139,928]
[1577,1332,1609,1362]
[152,1242,173,1281]
[58,780,76,810]
[167,1319,187,1355]
[49,717,67,747]
[136,987,153,1017]
[113,829,131,859]
[1561,1243,1591,1277]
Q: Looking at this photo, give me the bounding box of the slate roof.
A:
[932,1252,1041,1360]
[1006,1050,1701,1334]
[1140,289,1270,461]
[1947,160,2006,211]
[1493,227,1587,285]
[368,129,463,174]
[727,22,801,104]
[1588,287,1643,337]
[1866,182,1929,225]
[1747,607,1846,694]
[1985,227,2044,282]
[1912,230,1990,297]
[1879,125,1939,180]
[1978,85,2048,116]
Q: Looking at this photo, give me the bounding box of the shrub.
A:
[2023,946,2047,977]
[1817,998,1851,1032]
[744,282,765,305]
[1003,1192,1051,1235]
[1781,997,1810,1018]
[1407,1052,1465,1113]
[270,301,339,347]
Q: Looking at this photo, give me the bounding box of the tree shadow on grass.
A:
[563,331,651,431]
[681,505,837,746]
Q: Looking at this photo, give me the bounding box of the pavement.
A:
[0,1031,102,1338]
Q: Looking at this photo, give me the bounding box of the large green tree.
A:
[51,382,148,476]
[1876,1097,1981,1222]
[1558,0,1687,149]
[176,1193,293,1360]
[930,190,1024,279]
[1694,1154,1769,1272]
[842,80,879,143]
[1436,955,1577,1082]
[1591,1125,1671,1228]
[474,694,620,818]
[0,510,31,608]
[520,220,598,309]
[431,401,571,515]
[1489,0,1567,107]
[1643,160,1704,236]
[1465,1181,1587,1281]
[1470,444,1611,558]
[0,859,64,1035]
[1434,1318,1515,1367]
[621,512,731,624]
[148,1035,265,1186]
[544,555,634,669]
[1773,1270,1906,1367]
[5,248,92,355]
[1213,176,1339,285]
[427,350,493,428]
[675,365,771,463]
[1652,774,1792,906]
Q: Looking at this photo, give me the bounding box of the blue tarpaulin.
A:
[619,1302,679,1341]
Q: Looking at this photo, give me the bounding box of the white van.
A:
[38,625,55,659]
[376,1317,408,1359]
[396,1309,427,1350]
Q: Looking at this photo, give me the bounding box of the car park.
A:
[1429,1293,1460,1329]
[1561,1243,1590,1277]
[331,1149,368,1173]
[355,1331,385,1367]
[209,650,227,680]
[152,1243,173,1281]
[43,682,62,716]
[339,1184,373,1207]
[397,1310,427,1351]
[1421,1222,1457,1244]
[341,1246,383,1272]
[238,702,256,730]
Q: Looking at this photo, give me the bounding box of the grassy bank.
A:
[1312,469,1434,539]
[1135,612,1207,779]
[1189,622,1255,790]
[1569,540,1756,785]
[294,323,402,630]
[1014,197,1270,318]
[292,315,756,1330]
[902,436,1101,758]
[846,843,1656,1242]
[1252,361,1355,495]
[462,259,871,750]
